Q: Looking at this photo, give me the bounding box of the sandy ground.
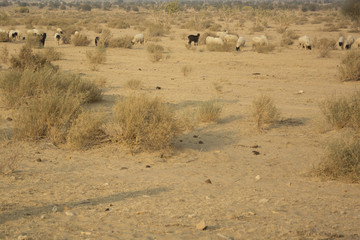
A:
[1,9,360,240]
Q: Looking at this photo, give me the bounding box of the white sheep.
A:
[27,29,39,36]
[223,34,238,43]
[132,33,144,45]
[337,36,345,50]
[8,30,18,41]
[206,36,224,45]
[298,35,312,50]
[236,37,246,51]
[345,35,354,49]
[353,38,360,49]
[56,28,63,34]
[252,35,268,49]
[54,33,61,45]
[216,30,228,40]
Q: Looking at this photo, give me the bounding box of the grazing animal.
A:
[252,35,268,49]
[223,34,238,43]
[56,28,63,34]
[236,37,246,51]
[39,33,47,47]
[216,30,228,40]
[353,38,360,49]
[9,30,18,41]
[298,35,312,50]
[132,33,144,45]
[187,33,200,46]
[345,35,354,49]
[95,36,100,46]
[338,36,345,50]
[54,33,61,45]
[206,36,224,45]
[27,29,39,36]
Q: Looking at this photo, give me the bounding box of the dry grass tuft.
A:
[253,44,275,53]
[25,34,44,49]
[315,135,360,183]
[339,50,360,81]
[0,140,21,175]
[67,110,107,150]
[108,20,130,29]
[97,29,112,47]
[0,46,9,64]
[113,95,182,152]
[280,30,299,47]
[71,33,91,46]
[181,65,192,76]
[198,100,222,123]
[147,22,170,38]
[147,43,164,62]
[9,46,54,72]
[315,38,336,58]
[109,36,133,48]
[0,31,10,42]
[86,47,106,71]
[125,79,142,90]
[43,47,62,61]
[252,95,280,130]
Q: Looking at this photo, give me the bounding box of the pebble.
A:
[66,155,71,159]
[196,220,207,230]
[259,198,269,204]
[252,151,260,155]
[6,117,12,121]
[297,90,304,94]
[255,175,261,181]
[205,179,212,184]
[81,232,91,236]
[40,214,46,219]
[145,165,151,168]
[36,158,42,162]
[198,141,204,144]
[52,206,58,212]
[287,182,292,187]
[104,183,109,186]
[156,86,161,90]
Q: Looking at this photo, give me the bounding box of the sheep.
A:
[132,33,144,45]
[187,33,200,46]
[338,36,345,50]
[95,36,100,46]
[54,33,61,46]
[56,28,63,34]
[216,30,228,40]
[298,35,312,50]
[223,34,238,43]
[206,36,224,45]
[236,37,246,51]
[9,30,18,41]
[252,35,268,49]
[74,31,79,36]
[353,38,360,49]
[345,35,354,49]
[27,29,39,36]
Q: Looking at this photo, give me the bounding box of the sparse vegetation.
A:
[147,43,164,62]
[86,47,107,70]
[71,33,91,46]
[113,94,182,152]
[109,36,133,48]
[315,135,360,182]
[9,46,54,72]
[252,95,280,130]
[339,50,360,81]
[43,47,62,61]
[0,31,9,42]
[125,79,142,90]
[315,38,336,58]
[253,43,275,53]
[0,46,9,64]
[198,100,222,123]
[207,42,234,52]
[0,140,21,175]
[181,65,192,76]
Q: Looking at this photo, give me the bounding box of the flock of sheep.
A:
[1,27,360,53]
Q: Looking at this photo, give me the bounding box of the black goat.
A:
[40,33,47,47]
[95,36,100,46]
[188,33,200,46]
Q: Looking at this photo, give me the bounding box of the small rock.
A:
[297,90,304,94]
[105,208,110,211]
[138,68,142,71]
[81,232,92,236]
[340,211,346,215]
[205,179,212,184]
[120,167,128,170]
[259,198,269,204]
[255,175,261,181]
[196,220,207,230]
[65,155,71,159]
[287,182,292,187]
[52,206,58,212]
[179,139,183,142]
[188,214,196,218]
[6,117,12,121]
[145,165,151,168]
[247,211,256,216]
[198,141,204,144]
[17,234,30,240]
[65,211,74,216]
[36,158,42,162]
[40,214,46,219]
[104,183,109,186]
[252,73,261,75]
[193,135,198,138]
[252,151,260,155]
[156,86,161,90]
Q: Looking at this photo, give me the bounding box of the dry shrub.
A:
[147,22,170,38]
[43,47,62,61]
[97,29,112,47]
[250,23,264,33]
[198,100,222,123]
[315,136,360,182]
[1,46,9,64]
[207,42,234,52]
[14,91,82,144]
[9,46,54,72]
[0,140,20,175]
[280,30,299,47]
[71,33,91,46]
[109,36,133,48]
[25,34,45,49]
[339,50,360,81]
[320,92,360,131]
[182,65,192,76]
[113,95,182,152]
[315,38,336,58]
[252,95,280,130]
[67,110,107,150]
[86,47,106,71]
[322,23,339,32]
[253,44,275,53]
[0,67,102,107]
[147,43,164,62]
[108,20,130,29]
[0,32,9,42]
[199,32,216,45]
[125,79,142,90]
[276,26,288,34]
